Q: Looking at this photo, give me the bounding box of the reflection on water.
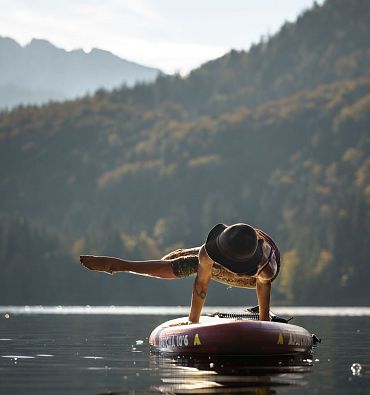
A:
[150,354,312,393]
[0,309,369,394]
[1,305,370,316]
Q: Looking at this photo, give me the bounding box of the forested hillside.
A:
[1,0,369,306]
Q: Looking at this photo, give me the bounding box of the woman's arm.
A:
[256,278,271,321]
[188,245,213,323]
[255,243,276,321]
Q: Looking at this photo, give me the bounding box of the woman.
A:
[80,223,280,322]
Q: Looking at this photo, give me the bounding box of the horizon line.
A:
[1,305,370,316]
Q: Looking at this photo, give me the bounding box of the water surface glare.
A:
[1,305,370,316]
[0,308,369,394]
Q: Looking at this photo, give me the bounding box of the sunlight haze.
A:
[1,0,324,73]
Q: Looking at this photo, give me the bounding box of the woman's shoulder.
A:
[199,244,214,267]
[256,243,278,281]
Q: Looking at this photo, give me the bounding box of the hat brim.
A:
[205,223,262,274]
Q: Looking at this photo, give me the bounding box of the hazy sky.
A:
[1,0,324,74]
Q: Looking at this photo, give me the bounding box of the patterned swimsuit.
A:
[161,229,281,289]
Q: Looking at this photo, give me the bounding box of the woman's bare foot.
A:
[80,255,116,275]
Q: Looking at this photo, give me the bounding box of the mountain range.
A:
[0,37,162,109]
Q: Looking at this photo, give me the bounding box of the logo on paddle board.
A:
[159,333,203,348]
[277,333,284,345]
[159,335,189,348]
[288,333,311,346]
[193,333,201,346]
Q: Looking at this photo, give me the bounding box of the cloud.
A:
[107,38,228,74]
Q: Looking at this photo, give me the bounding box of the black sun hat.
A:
[205,223,263,275]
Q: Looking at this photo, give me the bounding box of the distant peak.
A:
[0,36,22,48]
[27,38,56,49]
[89,47,114,57]
[68,48,87,55]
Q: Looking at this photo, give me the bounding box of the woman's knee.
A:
[171,256,199,278]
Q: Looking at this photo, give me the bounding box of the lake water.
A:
[0,306,369,394]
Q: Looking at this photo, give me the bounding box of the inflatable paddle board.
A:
[149,311,316,356]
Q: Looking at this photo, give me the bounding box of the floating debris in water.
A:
[351,363,362,375]
[4,314,10,319]
[83,356,103,360]
[133,340,144,350]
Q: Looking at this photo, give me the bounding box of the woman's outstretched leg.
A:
[80,255,177,279]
